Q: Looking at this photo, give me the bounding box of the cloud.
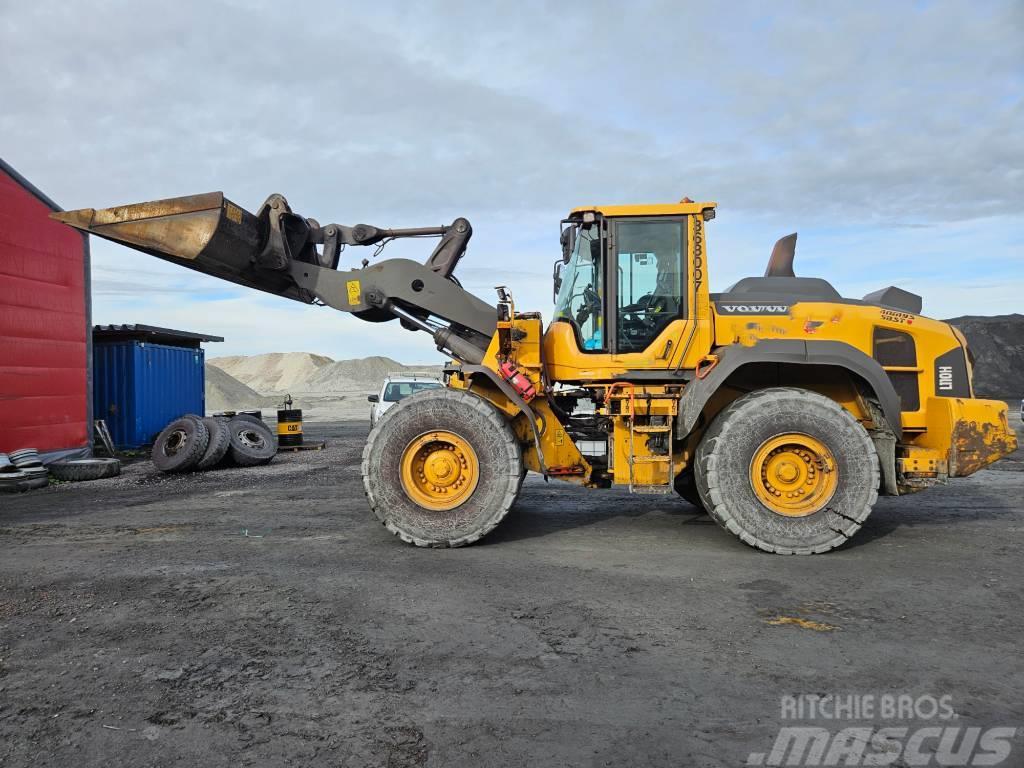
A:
[2,1,1021,359]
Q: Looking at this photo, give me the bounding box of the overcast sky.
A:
[2,0,1021,362]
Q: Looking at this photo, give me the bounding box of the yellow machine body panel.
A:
[712,303,975,431]
[449,313,593,483]
[571,200,717,218]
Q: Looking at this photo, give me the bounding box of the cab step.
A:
[630,484,674,495]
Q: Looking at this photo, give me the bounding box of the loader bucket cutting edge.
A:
[51,192,310,303]
[51,192,235,260]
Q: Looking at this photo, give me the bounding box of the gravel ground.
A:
[0,415,1021,767]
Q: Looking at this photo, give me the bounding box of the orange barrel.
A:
[277,409,303,446]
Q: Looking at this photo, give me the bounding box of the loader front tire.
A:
[362,388,523,547]
[695,387,879,555]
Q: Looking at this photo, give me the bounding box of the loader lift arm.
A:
[54,192,497,364]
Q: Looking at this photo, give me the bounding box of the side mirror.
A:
[367,394,379,403]
[552,260,563,303]
[559,225,576,264]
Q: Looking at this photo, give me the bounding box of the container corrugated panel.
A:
[93,341,205,448]
[0,160,90,455]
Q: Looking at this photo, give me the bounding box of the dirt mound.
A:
[209,352,443,396]
[208,352,333,394]
[946,314,1024,399]
[205,364,275,413]
[303,356,444,393]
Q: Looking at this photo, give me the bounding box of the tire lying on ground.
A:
[4,475,49,492]
[694,387,879,555]
[152,415,209,473]
[362,387,523,547]
[48,458,121,482]
[196,417,232,470]
[226,416,276,467]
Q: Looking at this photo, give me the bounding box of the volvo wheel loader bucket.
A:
[52,192,312,303]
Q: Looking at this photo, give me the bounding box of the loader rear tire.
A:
[695,387,878,555]
[362,388,523,547]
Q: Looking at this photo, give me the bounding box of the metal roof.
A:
[93,324,224,347]
[570,200,717,217]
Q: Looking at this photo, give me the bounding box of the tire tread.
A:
[361,388,522,547]
[695,387,879,555]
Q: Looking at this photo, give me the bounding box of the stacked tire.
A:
[1,449,121,491]
[0,449,50,492]
[152,414,276,473]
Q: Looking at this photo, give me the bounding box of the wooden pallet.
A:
[277,441,327,452]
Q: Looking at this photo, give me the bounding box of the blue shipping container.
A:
[93,341,206,449]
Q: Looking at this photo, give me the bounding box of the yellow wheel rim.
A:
[749,433,838,518]
[400,431,479,511]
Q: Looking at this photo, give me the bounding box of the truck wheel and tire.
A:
[695,387,879,555]
[673,470,705,512]
[152,415,209,473]
[196,417,232,470]
[226,417,276,466]
[48,458,121,482]
[362,388,523,547]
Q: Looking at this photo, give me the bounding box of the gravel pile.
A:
[208,352,443,396]
[204,364,276,412]
[207,352,333,394]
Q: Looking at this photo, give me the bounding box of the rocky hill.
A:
[946,314,1024,399]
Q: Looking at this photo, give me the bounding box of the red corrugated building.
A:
[0,158,92,459]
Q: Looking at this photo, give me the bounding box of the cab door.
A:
[608,216,695,369]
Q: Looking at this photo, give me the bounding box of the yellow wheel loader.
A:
[54,193,1017,554]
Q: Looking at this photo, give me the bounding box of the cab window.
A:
[614,219,685,352]
[553,223,604,350]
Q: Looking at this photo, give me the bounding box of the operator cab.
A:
[552,202,713,357]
